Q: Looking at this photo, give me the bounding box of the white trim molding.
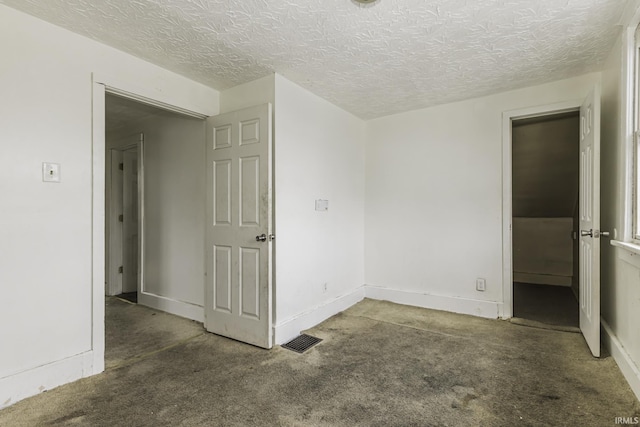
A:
[602,319,640,401]
[138,292,204,323]
[274,285,501,345]
[365,286,499,319]
[91,81,106,377]
[92,72,217,119]
[500,100,582,319]
[0,351,95,410]
[273,287,366,345]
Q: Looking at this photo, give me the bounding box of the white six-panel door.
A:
[579,85,601,358]
[205,104,273,349]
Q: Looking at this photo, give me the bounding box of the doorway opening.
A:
[511,111,580,329]
[104,93,209,365]
[106,132,142,303]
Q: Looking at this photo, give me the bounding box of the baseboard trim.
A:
[364,286,499,319]
[138,292,204,323]
[0,350,97,410]
[602,319,640,401]
[273,287,366,345]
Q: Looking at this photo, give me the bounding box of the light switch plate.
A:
[43,162,60,182]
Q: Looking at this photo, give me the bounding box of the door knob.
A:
[594,230,610,238]
[580,229,611,238]
[256,233,267,242]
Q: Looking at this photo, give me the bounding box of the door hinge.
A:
[119,163,124,171]
[118,266,123,274]
[119,214,124,222]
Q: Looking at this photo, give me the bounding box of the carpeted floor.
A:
[0,297,638,426]
[115,292,138,304]
[513,282,579,328]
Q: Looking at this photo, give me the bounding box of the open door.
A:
[579,85,601,357]
[205,103,273,349]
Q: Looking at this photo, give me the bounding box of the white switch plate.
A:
[315,199,329,211]
[476,278,486,292]
[43,162,60,183]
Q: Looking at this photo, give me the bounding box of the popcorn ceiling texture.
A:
[2,0,625,119]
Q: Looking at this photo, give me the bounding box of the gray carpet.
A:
[513,282,579,328]
[0,298,638,426]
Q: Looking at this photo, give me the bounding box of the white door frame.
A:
[106,138,144,297]
[106,148,124,296]
[500,99,582,319]
[91,73,211,374]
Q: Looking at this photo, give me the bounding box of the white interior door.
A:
[205,103,273,349]
[579,85,601,358]
[122,147,139,294]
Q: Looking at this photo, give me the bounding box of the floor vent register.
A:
[282,334,323,353]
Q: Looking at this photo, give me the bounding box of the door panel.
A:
[240,247,260,318]
[240,156,260,226]
[205,103,273,349]
[579,85,601,358]
[213,160,232,225]
[213,245,232,312]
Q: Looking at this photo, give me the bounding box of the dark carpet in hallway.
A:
[514,281,579,329]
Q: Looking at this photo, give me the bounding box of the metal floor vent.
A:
[282,334,322,353]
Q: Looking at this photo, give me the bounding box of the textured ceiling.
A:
[2,0,627,119]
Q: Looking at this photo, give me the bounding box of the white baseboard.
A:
[274,286,500,345]
[602,319,640,402]
[0,351,98,410]
[273,287,366,345]
[364,286,500,319]
[138,292,204,323]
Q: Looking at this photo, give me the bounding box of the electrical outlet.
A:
[42,162,61,183]
[476,278,486,292]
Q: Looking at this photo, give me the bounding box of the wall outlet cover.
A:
[42,162,61,183]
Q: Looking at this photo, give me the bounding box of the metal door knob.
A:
[256,233,267,242]
[580,229,611,238]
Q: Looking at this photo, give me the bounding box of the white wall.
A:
[220,74,275,114]
[0,4,217,408]
[600,16,640,400]
[365,73,600,318]
[108,111,207,319]
[142,115,206,313]
[273,74,366,342]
